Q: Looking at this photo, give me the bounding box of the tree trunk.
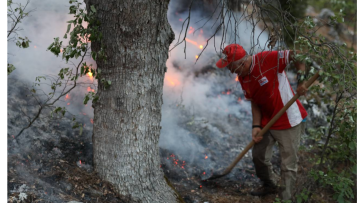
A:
[86,0,178,202]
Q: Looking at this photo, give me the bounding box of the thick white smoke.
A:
[159,1,270,168]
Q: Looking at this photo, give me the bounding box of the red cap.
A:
[216,44,246,68]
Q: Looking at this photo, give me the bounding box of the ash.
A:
[8,63,287,202]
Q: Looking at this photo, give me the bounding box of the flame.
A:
[235,76,239,81]
[203,172,206,175]
[238,97,242,102]
[67,103,70,105]
[65,94,70,100]
[226,91,231,95]
[60,48,63,53]
[87,72,93,77]
[205,155,208,159]
[90,119,94,124]
[87,87,95,92]
[200,185,202,188]
[188,26,195,34]
[79,160,82,165]
[185,38,198,46]
[185,38,203,50]
[165,75,179,86]
[195,55,199,59]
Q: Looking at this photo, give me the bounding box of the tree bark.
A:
[86,0,178,202]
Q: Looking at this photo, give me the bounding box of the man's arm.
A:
[251,101,263,143]
[289,50,308,96]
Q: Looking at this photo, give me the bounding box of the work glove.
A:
[252,127,263,143]
[296,83,308,96]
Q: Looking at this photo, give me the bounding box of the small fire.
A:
[188,26,195,34]
[67,103,70,105]
[87,86,95,92]
[87,72,93,77]
[60,48,63,53]
[199,185,202,188]
[205,155,208,159]
[238,97,242,102]
[164,75,179,86]
[203,172,206,175]
[90,119,94,124]
[65,94,70,101]
[185,38,203,50]
[235,76,239,81]
[195,55,199,59]
[79,160,82,165]
[226,91,231,95]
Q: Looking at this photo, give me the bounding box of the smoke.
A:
[159,1,270,171]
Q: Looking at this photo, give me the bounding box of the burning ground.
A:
[7,62,316,203]
[7,67,275,203]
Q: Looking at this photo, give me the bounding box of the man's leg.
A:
[252,130,277,186]
[270,123,302,201]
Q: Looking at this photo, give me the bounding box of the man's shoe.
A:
[250,184,278,196]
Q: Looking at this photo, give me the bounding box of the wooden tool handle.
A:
[221,71,320,175]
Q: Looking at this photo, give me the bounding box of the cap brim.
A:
[216,59,230,68]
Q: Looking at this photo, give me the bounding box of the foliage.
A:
[290,7,357,203]
[7,0,32,75]
[311,0,356,26]
[278,0,308,46]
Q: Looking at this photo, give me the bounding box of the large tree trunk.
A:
[86,0,178,202]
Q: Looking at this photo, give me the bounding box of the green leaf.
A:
[7,64,16,75]
[83,94,90,105]
[79,126,83,135]
[349,141,356,150]
[90,5,96,13]
[66,24,71,33]
[80,66,84,76]
[63,33,67,39]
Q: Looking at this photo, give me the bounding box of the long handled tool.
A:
[204,71,320,181]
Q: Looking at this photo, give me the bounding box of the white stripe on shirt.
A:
[277,71,303,127]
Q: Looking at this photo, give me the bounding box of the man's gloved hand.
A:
[252,127,263,143]
[296,83,308,96]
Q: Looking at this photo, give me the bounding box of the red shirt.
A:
[238,50,307,130]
